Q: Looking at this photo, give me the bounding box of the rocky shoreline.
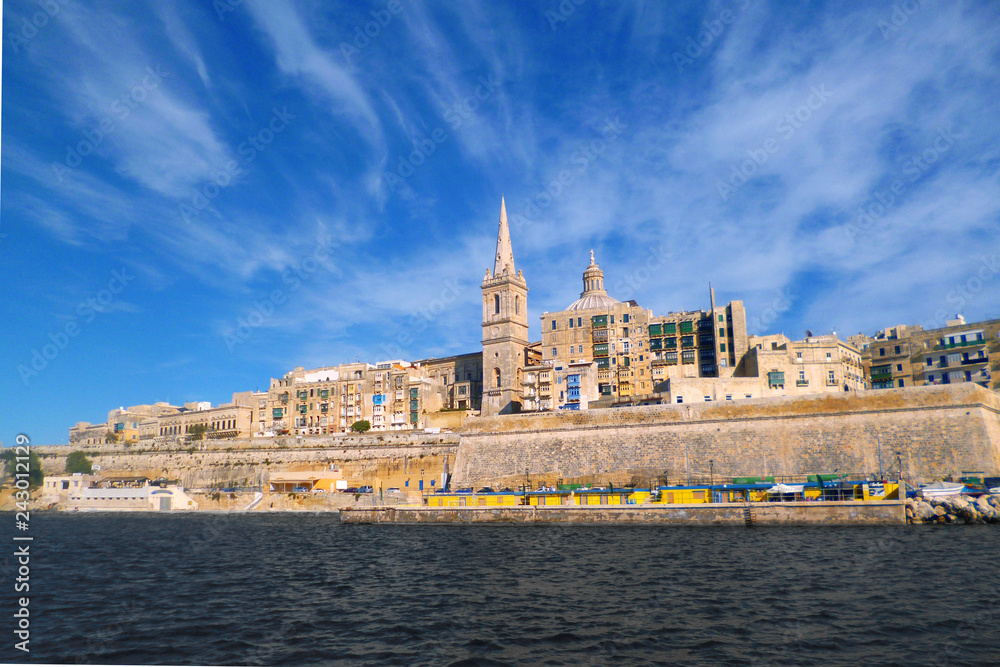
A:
[906,494,1000,524]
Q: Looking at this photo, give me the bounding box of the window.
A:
[676,396,683,403]
[515,296,520,314]
[746,394,752,399]
[898,379,905,387]
[796,352,802,361]
[826,352,832,359]
[894,345,901,354]
[551,348,557,357]
[828,370,835,384]
[879,348,885,356]
[720,343,726,353]
[577,317,582,327]
[623,327,629,337]
[569,318,574,328]
[494,294,500,314]
[719,327,725,337]
[719,314,724,322]
[493,368,501,388]
[623,314,630,323]
[551,320,556,330]
[926,358,932,366]
[726,395,733,401]
[799,370,806,381]
[928,375,935,382]
[704,396,711,402]
[896,364,903,372]
[610,315,614,324]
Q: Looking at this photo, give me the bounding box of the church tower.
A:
[481,197,529,416]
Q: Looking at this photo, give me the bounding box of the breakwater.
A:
[907,493,1000,524]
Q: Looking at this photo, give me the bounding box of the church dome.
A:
[566,250,620,311]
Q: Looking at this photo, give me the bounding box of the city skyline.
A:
[4,1,1000,445]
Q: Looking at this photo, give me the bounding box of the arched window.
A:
[515,295,520,314]
[494,294,500,314]
[494,367,501,388]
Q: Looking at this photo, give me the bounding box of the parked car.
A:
[343,487,359,493]
[358,485,374,493]
[292,486,310,492]
[386,487,401,493]
[456,487,474,494]
[477,487,495,493]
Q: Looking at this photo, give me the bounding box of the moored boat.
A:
[919,481,966,498]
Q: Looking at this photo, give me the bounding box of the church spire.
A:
[494,196,515,276]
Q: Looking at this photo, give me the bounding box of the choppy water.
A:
[2,513,999,666]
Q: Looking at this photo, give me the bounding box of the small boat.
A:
[920,481,966,498]
[989,487,1000,495]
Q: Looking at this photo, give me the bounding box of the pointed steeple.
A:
[494,196,515,275]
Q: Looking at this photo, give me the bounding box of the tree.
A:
[1,449,44,489]
[189,424,207,440]
[105,430,118,443]
[350,420,371,433]
[65,451,93,474]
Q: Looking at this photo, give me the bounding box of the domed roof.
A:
[566,250,620,311]
[567,293,621,311]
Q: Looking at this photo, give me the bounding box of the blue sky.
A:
[3,0,1000,445]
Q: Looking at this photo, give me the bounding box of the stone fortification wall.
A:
[35,432,459,489]
[454,384,1000,486]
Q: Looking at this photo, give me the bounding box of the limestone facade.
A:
[856,316,999,391]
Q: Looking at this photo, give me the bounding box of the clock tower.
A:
[481,197,529,416]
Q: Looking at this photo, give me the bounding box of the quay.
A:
[340,500,906,525]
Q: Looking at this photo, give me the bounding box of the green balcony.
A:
[680,321,694,334]
[663,337,677,349]
[681,336,695,348]
[592,315,608,328]
[593,343,609,356]
[649,338,663,350]
[648,324,662,337]
[663,323,677,335]
[940,339,986,350]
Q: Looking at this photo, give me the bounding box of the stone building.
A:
[522,360,599,411]
[858,316,999,391]
[259,356,481,435]
[742,333,866,395]
[416,352,484,411]
[156,398,255,441]
[481,197,533,415]
[534,251,750,408]
[70,402,184,445]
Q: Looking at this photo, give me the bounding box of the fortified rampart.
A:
[33,385,1000,492]
[453,384,1000,486]
[34,432,459,490]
